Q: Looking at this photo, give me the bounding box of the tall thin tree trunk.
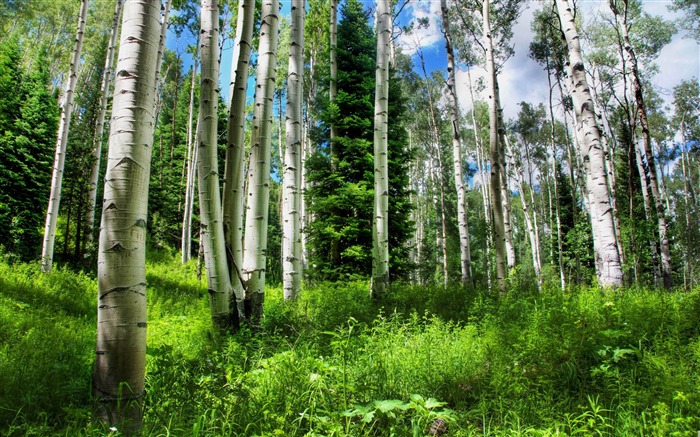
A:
[468,67,493,288]
[417,48,448,286]
[92,0,161,430]
[610,0,671,288]
[441,0,472,287]
[41,0,89,273]
[329,0,338,170]
[86,0,124,245]
[182,58,199,263]
[242,0,279,322]
[483,0,507,291]
[555,0,623,286]
[371,0,391,297]
[223,0,255,308]
[282,0,305,300]
[196,0,237,329]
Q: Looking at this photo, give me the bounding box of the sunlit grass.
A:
[0,252,699,435]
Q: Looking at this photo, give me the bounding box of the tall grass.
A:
[1,252,699,435]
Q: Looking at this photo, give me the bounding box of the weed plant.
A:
[1,253,699,435]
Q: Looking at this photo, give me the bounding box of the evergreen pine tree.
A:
[306,0,413,280]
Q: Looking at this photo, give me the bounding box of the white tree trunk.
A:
[441,0,473,287]
[41,0,89,273]
[181,58,199,263]
[85,0,124,244]
[555,0,623,286]
[282,0,305,300]
[483,0,508,291]
[371,0,391,297]
[329,0,338,170]
[223,0,255,313]
[242,0,279,322]
[92,0,161,429]
[196,0,238,328]
[611,0,672,288]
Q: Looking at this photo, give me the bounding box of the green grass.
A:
[1,252,699,435]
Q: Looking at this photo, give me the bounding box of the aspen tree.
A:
[223,0,255,312]
[242,0,279,321]
[196,0,238,328]
[610,0,672,288]
[555,0,623,286]
[440,0,473,287]
[92,0,161,429]
[86,0,123,243]
[41,0,89,273]
[371,0,391,297]
[282,0,305,300]
[482,0,508,291]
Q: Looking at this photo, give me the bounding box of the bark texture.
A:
[196,0,238,328]
[223,0,255,311]
[86,0,124,243]
[371,0,391,297]
[242,0,279,322]
[92,0,161,430]
[555,0,623,286]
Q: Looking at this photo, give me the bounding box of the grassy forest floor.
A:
[1,251,699,436]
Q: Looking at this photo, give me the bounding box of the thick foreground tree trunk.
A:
[196,0,239,329]
[242,0,279,322]
[555,0,623,286]
[223,0,255,310]
[92,0,161,430]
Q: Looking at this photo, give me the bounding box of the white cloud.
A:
[396,0,444,55]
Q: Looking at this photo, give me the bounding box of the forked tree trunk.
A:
[223,0,255,310]
[196,0,238,329]
[441,0,473,287]
[242,0,280,322]
[371,0,391,297]
[282,0,305,300]
[92,0,161,430]
[483,0,507,291]
[86,0,123,244]
[41,0,89,273]
[555,0,623,286]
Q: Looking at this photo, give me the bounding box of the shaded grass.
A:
[1,253,699,435]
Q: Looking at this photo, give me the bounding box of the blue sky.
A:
[166,0,699,121]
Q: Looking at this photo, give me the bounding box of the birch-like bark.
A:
[242,0,279,322]
[282,0,305,300]
[92,0,161,429]
[610,0,671,288]
[371,0,391,297]
[441,0,473,287]
[223,0,255,312]
[196,0,238,328]
[86,0,123,244]
[483,0,507,291]
[555,0,623,286]
[41,0,89,273]
[181,57,199,263]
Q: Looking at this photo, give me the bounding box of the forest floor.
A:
[1,250,699,436]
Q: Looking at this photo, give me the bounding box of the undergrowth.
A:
[1,252,699,435]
